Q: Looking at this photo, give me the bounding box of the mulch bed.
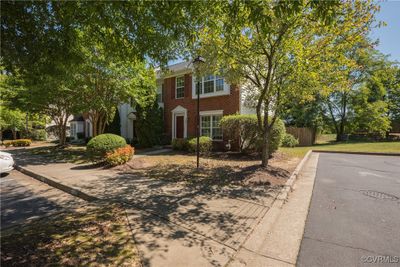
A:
[114,151,299,187]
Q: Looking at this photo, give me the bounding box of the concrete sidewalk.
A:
[9,149,316,267]
[228,153,319,266]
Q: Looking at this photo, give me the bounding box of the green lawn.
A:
[279,141,400,158]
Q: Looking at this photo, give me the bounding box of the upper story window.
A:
[176,76,185,99]
[194,74,227,97]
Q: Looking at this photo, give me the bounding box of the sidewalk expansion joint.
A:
[116,199,240,252]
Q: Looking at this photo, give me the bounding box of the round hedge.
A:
[282,133,299,147]
[187,136,213,154]
[86,134,127,160]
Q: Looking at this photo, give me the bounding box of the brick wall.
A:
[162,73,240,148]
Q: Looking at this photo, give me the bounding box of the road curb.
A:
[312,150,400,156]
[276,150,313,205]
[14,165,98,202]
[227,152,317,266]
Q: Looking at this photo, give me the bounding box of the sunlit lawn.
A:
[25,145,88,164]
[279,140,400,158]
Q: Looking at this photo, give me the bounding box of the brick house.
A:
[156,61,255,149]
[68,61,255,148]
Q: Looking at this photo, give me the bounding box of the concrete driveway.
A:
[1,170,84,229]
[297,153,400,267]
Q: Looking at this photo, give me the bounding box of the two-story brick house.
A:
[69,61,255,149]
[157,61,254,149]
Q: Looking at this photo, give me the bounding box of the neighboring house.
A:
[68,61,255,148]
[45,115,74,140]
[69,114,92,140]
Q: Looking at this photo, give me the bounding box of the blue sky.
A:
[370,1,400,61]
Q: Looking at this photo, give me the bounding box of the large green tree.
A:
[193,0,377,166]
[1,1,197,143]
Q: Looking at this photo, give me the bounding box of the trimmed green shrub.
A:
[171,138,188,151]
[105,145,134,166]
[86,134,126,160]
[7,139,32,147]
[29,129,47,141]
[220,114,285,156]
[3,140,12,147]
[187,136,213,154]
[282,133,299,147]
[220,114,258,152]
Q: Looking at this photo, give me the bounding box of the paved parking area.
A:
[297,153,400,267]
[1,170,84,229]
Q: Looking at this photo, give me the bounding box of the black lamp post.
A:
[192,56,205,170]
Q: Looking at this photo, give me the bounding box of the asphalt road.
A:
[297,153,400,267]
[1,170,84,229]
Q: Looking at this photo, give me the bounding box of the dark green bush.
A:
[187,136,213,154]
[76,132,85,140]
[220,114,285,156]
[220,114,258,152]
[282,133,299,147]
[86,134,126,160]
[29,129,47,141]
[171,138,188,151]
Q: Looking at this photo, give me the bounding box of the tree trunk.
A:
[12,129,17,140]
[261,110,270,167]
[261,129,269,167]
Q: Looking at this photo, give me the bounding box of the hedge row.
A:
[3,139,32,147]
[172,136,213,154]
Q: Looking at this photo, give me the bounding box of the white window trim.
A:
[171,105,187,138]
[70,122,77,139]
[175,76,185,99]
[192,75,230,99]
[199,110,223,116]
[200,112,223,141]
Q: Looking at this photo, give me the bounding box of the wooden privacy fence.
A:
[286,127,316,146]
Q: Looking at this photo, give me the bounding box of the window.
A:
[194,75,225,96]
[216,75,224,91]
[201,114,223,140]
[203,75,215,93]
[176,76,185,98]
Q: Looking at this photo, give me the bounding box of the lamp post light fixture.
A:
[192,56,205,170]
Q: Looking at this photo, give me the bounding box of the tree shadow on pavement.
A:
[94,162,281,266]
[1,206,140,267]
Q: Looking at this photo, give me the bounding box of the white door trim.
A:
[171,105,187,139]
